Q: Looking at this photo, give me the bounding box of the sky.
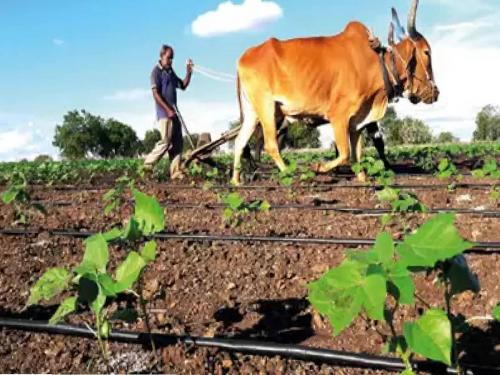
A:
[1,0,500,161]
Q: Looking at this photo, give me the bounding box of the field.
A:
[0,143,499,374]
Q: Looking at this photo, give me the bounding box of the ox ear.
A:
[388,22,395,46]
[391,7,406,41]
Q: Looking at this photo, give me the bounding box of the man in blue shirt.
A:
[144,44,193,179]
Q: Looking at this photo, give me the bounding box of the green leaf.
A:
[493,305,500,321]
[445,256,480,296]
[377,187,400,203]
[103,227,123,242]
[140,240,157,263]
[98,273,118,297]
[110,308,139,323]
[387,262,415,305]
[397,213,474,268]
[49,296,77,325]
[114,251,147,292]
[308,260,386,335]
[122,216,142,241]
[223,208,234,221]
[73,262,96,277]
[91,291,106,315]
[372,232,394,266]
[83,234,109,273]
[259,200,271,212]
[133,188,165,235]
[27,268,71,305]
[223,192,245,211]
[404,309,452,366]
[1,187,19,204]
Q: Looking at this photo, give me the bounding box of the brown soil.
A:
[0,174,499,374]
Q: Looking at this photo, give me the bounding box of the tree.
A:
[284,120,321,149]
[380,107,433,146]
[473,105,500,141]
[435,132,459,144]
[102,119,141,158]
[53,110,141,159]
[53,110,102,160]
[380,107,404,146]
[141,129,162,154]
[399,117,434,145]
[34,155,53,163]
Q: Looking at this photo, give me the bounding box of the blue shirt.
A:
[150,63,183,120]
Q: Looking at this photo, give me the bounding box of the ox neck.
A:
[380,44,407,102]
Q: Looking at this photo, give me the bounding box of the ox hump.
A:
[343,21,370,38]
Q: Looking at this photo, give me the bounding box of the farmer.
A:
[144,44,194,179]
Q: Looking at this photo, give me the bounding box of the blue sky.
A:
[1,0,499,161]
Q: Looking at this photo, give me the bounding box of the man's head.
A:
[159,44,174,69]
[390,0,439,105]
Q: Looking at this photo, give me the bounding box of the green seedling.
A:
[102,175,135,214]
[220,192,270,227]
[436,158,460,180]
[273,160,298,187]
[352,157,396,186]
[1,172,46,225]
[308,213,478,374]
[472,159,499,179]
[28,188,165,369]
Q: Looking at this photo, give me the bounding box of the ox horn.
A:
[407,0,419,40]
[391,8,406,41]
[388,22,395,46]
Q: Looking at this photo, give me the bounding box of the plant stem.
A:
[138,272,161,367]
[444,280,459,371]
[95,313,110,371]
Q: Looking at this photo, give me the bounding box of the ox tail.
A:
[236,73,244,126]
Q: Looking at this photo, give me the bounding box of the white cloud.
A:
[52,38,65,46]
[103,89,151,102]
[0,130,34,155]
[191,0,283,38]
[396,13,500,141]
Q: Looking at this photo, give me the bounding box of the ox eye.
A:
[424,50,431,56]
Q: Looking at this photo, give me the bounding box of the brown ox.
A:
[231,0,438,185]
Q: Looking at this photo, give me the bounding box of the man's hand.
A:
[166,107,176,119]
[186,59,194,74]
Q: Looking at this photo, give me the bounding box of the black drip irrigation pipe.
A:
[1,227,499,254]
[1,318,498,374]
[29,200,500,218]
[27,182,497,192]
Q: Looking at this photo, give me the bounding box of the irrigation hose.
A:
[1,228,499,254]
[28,200,500,218]
[2,318,498,374]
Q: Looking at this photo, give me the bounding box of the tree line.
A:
[51,106,500,160]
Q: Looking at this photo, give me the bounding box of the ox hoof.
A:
[310,163,329,174]
[230,178,241,187]
[356,171,368,183]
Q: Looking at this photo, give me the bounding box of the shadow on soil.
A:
[458,320,500,367]
[214,298,314,344]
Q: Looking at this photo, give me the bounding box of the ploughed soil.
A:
[0,173,499,374]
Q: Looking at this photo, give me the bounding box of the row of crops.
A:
[0,142,498,185]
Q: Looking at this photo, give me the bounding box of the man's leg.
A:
[144,118,172,167]
[168,117,184,179]
[366,122,391,169]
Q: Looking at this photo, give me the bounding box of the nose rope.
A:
[192,65,235,83]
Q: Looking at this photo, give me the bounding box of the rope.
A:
[193,65,235,83]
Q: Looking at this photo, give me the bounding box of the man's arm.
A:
[179,59,193,90]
